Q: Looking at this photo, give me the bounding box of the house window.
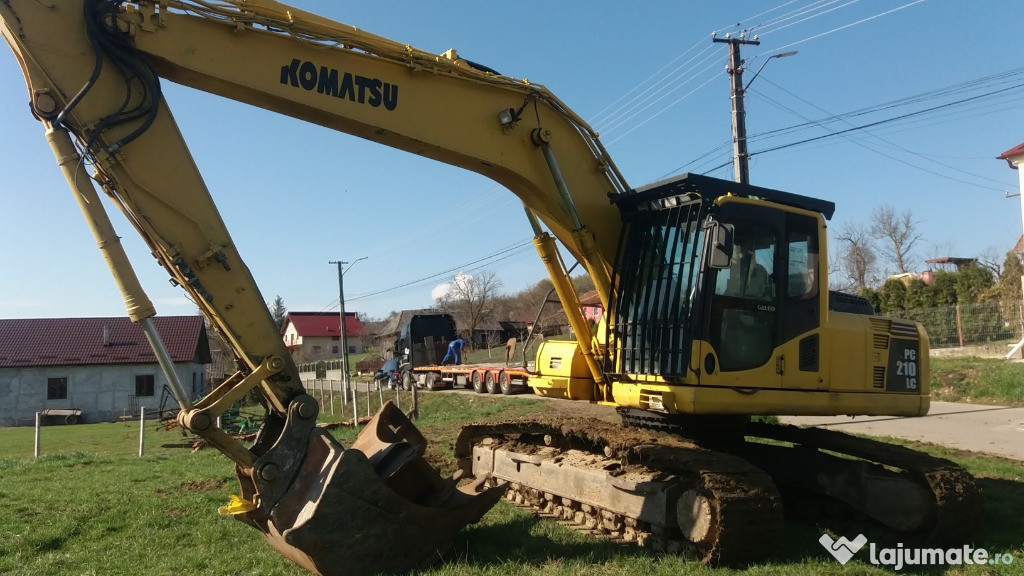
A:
[136,374,155,397]
[348,345,356,354]
[312,346,322,354]
[192,372,205,397]
[47,377,68,400]
[331,336,340,341]
[331,346,339,354]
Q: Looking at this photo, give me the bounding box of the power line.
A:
[763,0,926,51]
[677,66,1024,184]
[751,77,1014,190]
[345,240,534,303]
[747,68,1024,142]
[748,82,1024,158]
[755,0,862,38]
[594,0,929,149]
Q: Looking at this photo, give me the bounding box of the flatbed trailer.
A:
[410,364,532,395]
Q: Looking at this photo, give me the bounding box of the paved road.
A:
[430,388,1024,461]
[782,401,1024,461]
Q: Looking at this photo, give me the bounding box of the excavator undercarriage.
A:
[457,414,981,566]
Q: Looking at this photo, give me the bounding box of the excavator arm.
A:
[0,0,634,573]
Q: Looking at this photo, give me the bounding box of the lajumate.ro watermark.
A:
[820,533,1015,570]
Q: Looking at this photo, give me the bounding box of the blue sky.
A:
[1,0,1021,321]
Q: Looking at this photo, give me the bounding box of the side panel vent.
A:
[870,318,892,333]
[873,366,885,388]
[873,333,890,350]
[891,320,918,338]
[799,334,819,371]
[870,318,892,350]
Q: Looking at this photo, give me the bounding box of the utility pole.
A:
[329,257,366,400]
[713,34,759,184]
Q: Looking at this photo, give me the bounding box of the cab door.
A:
[698,203,826,390]
[699,203,783,388]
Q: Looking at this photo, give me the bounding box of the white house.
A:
[0,316,210,426]
[281,311,366,362]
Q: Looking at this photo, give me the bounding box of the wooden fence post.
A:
[956,304,965,348]
[411,386,419,420]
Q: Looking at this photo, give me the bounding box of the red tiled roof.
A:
[579,290,603,308]
[0,316,207,368]
[285,312,364,338]
[998,142,1024,161]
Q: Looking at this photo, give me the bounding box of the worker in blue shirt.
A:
[441,338,465,365]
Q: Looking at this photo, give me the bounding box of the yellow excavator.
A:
[0,1,980,574]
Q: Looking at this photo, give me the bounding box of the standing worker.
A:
[504,337,517,366]
[442,338,465,365]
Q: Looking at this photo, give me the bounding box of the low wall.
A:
[931,342,1019,360]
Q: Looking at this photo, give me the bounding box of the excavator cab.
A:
[607,173,832,383]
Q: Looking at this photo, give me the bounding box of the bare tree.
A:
[835,223,878,291]
[869,205,921,275]
[435,271,502,347]
[976,244,1005,278]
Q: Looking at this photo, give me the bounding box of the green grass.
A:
[0,392,1021,575]
[931,356,1024,406]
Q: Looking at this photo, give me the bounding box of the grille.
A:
[610,201,704,377]
[873,333,890,350]
[799,334,819,371]
[869,318,891,333]
[890,320,919,338]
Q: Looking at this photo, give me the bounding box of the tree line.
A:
[833,204,1022,345]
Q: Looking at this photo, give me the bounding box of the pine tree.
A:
[269,295,287,328]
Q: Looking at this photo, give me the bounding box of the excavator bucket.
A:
[232,401,506,576]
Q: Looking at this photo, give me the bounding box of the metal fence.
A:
[303,378,420,425]
[890,300,1022,349]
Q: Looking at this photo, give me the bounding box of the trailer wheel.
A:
[485,371,500,394]
[498,371,513,395]
[65,414,79,425]
[424,372,440,391]
[402,371,415,391]
[472,371,485,394]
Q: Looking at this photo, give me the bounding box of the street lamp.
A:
[329,256,366,400]
[744,51,797,91]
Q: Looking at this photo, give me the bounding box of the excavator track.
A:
[458,414,981,567]
[740,421,982,545]
[455,416,783,566]
[618,409,981,545]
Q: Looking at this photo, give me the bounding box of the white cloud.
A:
[430,283,451,301]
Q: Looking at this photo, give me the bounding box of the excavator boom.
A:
[0,0,548,573]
